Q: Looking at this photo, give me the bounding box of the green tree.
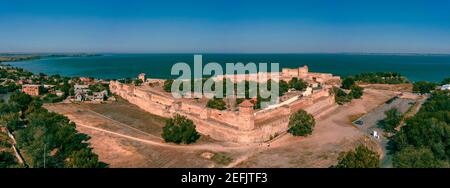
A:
[353,72,408,84]
[65,148,108,168]
[388,91,450,168]
[441,77,450,85]
[393,147,446,168]
[333,145,380,168]
[11,97,108,168]
[278,80,289,96]
[134,79,143,86]
[341,76,355,89]
[333,87,352,105]
[0,151,18,168]
[288,78,308,91]
[349,85,364,99]
[163,79,174,92]
[162,115,200,144]
[6,115,24,132]
[206,98,226,110]
[412,81,437,94]
[379,108,403,133]
[9,92,33,111]
[288,110,315,136]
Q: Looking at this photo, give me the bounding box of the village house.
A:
[73,84,90,102]
[22,84,40,96]
[79,77,93,83]
[79,77,96,85]
[72,84,108,102]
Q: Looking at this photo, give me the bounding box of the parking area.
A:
[352,96,416,167]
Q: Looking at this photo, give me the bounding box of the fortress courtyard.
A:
[43,66,417,167]
[45,87,399,167]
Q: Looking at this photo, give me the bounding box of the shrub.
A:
[0,151,18,168]
[206,98,226,110]
[162,115,200,144]
[134,79,143,86]
[412,81,437,94]
[341,77,355,89]
[333,87,352,105]
[288,78,307,91]
[333,145,380,168]
[393,147,446,168]
[349,85,364,99]
[378,108,403,133]
[163,80,174,92]
[288,110,315,136]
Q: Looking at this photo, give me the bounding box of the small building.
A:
[138,73,146,82]
[441,84,450,91]
[54,90,65,97]
[74,92,84,102]
[22,84,40,96]
[80,77,93,83]
[302,87,313,97]
[43,84,55,89]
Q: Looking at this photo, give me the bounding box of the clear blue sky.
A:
[1,0,449,53]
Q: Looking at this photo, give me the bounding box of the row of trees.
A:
[0,92,108,168]
[389,90,449,168]
[163,77,309,111]
[412,81,437,94]
[164,77,308,96]
[411,77,449,94]
[352,72,409,84]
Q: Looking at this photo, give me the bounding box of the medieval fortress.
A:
[110,66,341,143]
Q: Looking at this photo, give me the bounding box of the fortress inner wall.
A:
[109,72,337,143]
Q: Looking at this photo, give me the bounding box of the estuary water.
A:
[7,53,450,82]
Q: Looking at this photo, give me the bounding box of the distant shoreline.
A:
[0,53,102,63]
[3,53,450,82]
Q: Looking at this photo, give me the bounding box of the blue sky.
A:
[1,0,449,53]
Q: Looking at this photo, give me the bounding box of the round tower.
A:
[238,99,255,131]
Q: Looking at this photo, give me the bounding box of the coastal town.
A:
[1,58,448,168]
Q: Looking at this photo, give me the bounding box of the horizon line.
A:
[1,51,450,56]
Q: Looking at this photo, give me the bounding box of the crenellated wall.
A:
[110,80,335,143]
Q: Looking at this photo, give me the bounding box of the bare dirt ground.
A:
[44,88,397,168]
[235,88,397,167]
[359,83,413,92]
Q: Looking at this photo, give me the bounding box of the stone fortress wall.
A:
[110,66,339,143]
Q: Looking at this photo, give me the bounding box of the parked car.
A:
[354,120,364,126]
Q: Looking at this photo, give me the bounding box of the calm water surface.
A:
[7,54,450,82]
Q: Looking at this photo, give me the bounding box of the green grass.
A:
[212,152,233,165]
